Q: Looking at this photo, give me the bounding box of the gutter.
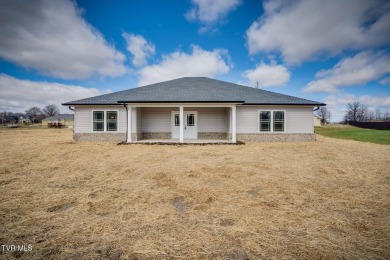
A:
[63,102,326,106]
[116,101,245,104]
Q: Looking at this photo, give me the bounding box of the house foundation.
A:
[237,133,316,142]
[73,133,126,142]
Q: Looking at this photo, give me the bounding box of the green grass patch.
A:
[315,125,390,145]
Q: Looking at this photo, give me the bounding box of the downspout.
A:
[313,106,321,134]
[123,103,128,143]
[68,106,75,133]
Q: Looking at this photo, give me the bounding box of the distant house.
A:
[19,115,31,124]
[63,77,325,143]
[314,115,322,126]
[4,116,19,124]
[42,114,74,128]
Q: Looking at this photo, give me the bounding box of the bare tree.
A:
[316,106,331,125]
[375,108,382,120]
[384,109,390,120]
[357,104,368,121]
[345,102,368,122]
[43,104,60,117]
[25,107,42,123]
[366,110,375,121]
[345,102,360,121]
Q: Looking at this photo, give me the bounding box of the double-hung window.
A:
[259,111,271,132]
[106,111,117,131]
[93,111,117,132]
[273,111,284,132]
[259,110,285,132]
[93,111,104,131]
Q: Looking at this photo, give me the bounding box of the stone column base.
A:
[198,132,228,140]
[142,132,171,139]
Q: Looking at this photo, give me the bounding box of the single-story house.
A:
[63,77,325,143]
[19,115,31,124]
[42,114,74,127]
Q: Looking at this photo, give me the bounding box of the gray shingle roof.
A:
[63,77,325,106]
[43,114,74,121]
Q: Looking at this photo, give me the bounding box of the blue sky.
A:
[0,0,389,121]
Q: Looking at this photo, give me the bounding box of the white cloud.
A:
[380,77,390,85]
[242,63,290,87]
[0,0,127,79]
[305,51,390,92]
[137,45,231,86]
[358,95,390,107]
[323,93,390,121]
[246,0,390,63]
[185,0,241,32]
[0,74,102,113]
[123,33,155,67]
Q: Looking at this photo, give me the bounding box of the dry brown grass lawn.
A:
[0,129,389,259]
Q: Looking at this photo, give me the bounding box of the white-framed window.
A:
[174,114,180,126]
[106,111,118,131]
[93,111,104,131]
[273,111,284,132]
[187,113,195,126]
[259,110,285,132]
[93,111,118,132]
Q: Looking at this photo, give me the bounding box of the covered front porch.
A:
[124,104,237,143]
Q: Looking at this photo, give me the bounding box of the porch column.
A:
[179,106,184,143]
[231,106,237,143]
[127,106,132,142]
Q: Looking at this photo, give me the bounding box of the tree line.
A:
[344,102,390,122]
[1,104,60,123]
[316,102,390,125]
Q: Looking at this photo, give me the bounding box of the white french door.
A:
[171,111,197,139]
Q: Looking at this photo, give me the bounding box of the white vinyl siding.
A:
[136,108,142,132]
[74,106,127,133]
[237,106,314,134]
[189,107,228,132]
[131,107,137,132]
[141,108,173,132]
[140,107,228,132]
[286,107,314,133]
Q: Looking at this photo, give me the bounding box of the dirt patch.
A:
[247,186,260,196]
[171,196,191,212]
[220,218,235,227]
[0,167,11,174]
[47,202,78,212]
[0,178,18,186]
